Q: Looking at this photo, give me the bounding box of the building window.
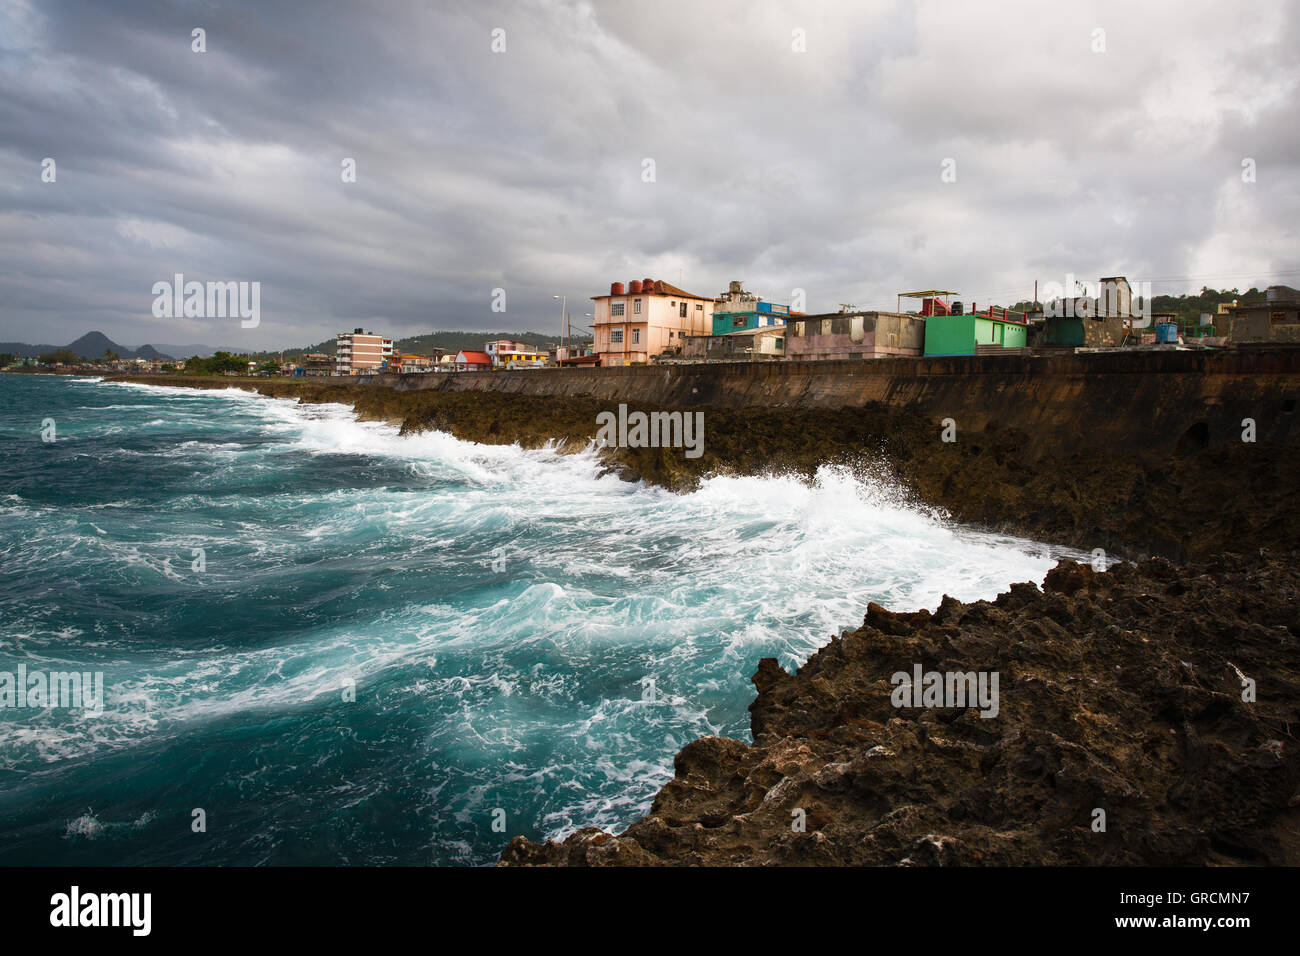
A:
[611,329,623,344]
[634,299,642,314]
[611,302,625,317]
[696,303,703,310]
[680,303,687,318]
[632,329,640,344]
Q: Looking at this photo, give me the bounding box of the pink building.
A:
[783,311,926,360]
[591,278,715,366]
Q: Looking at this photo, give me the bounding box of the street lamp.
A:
[552,294,566,355]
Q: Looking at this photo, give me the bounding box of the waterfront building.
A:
[486,335,540,366]
[914,292,1028,356]
[1040,276,1135,348]
[710,280,790,335]
[1224,286,1300,345]
[590,277,715,366]
[392,353,437,373]
[300,353,334,376]
[785,310,925,360]
[550,343,597,366]
[681,325,787,361]
[488,341,547,368]
[454,349,492,371]
[335,329,393,374]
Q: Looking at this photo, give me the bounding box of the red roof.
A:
[458,350,491,364]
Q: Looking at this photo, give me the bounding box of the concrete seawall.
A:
[364,349,1300,457]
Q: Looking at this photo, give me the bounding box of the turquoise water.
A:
[0,374,1071,865]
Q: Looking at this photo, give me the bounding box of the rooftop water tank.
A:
[642,277,655,292]
[629,280,643,294]
[610,282,625,295]
[1156,323,1179,343]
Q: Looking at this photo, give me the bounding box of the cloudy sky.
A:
[2,0,1297,351]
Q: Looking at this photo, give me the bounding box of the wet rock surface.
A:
[501,553,1300,866]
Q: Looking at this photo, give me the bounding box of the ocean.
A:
[0,373,1074,865]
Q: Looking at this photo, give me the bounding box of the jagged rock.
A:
[500,552,1300,866]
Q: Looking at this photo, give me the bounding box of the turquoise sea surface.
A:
[0,374,1074,864]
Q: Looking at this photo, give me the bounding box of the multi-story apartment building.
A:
[590,278,715,366]
[335,328,393,374]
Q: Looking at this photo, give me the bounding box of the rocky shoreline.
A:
[105,372,1300,865]
[108,373,1300,561]
[503,552,1300,866]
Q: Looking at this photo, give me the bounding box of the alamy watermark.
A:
[890,664,999,718]
[151,273,260,328]
[595,404,705,459]
[1,665,104,713]
[50,886,150,936]
[1040,274,1154,327]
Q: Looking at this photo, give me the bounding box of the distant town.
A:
[5,277,1298,377]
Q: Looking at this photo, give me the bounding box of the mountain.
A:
[62,331,134,360]
[133,344,174,360]
[0,331,177,361]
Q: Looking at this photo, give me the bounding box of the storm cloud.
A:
[1,0,1297,350]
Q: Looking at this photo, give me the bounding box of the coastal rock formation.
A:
[500,552,1300,866]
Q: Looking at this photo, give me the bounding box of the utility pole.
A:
[552,294,566,358]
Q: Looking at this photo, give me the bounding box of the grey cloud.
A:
[1,0,1297,351]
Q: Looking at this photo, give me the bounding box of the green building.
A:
[923,312,1028,356]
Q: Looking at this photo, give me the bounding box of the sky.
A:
[1,0,1298,351]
